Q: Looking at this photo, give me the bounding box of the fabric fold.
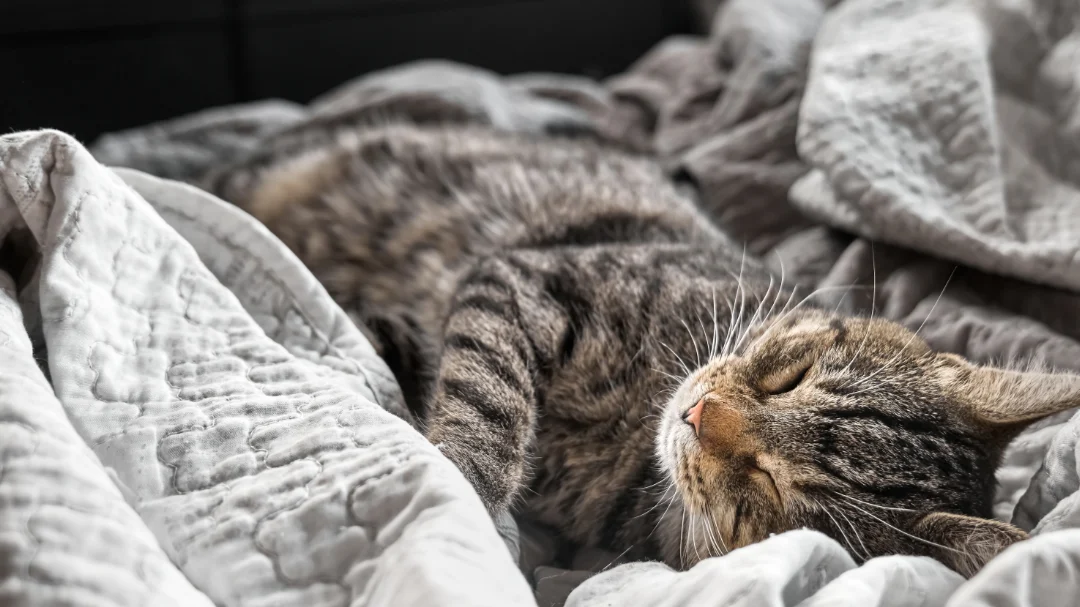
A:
[0,130,533,607]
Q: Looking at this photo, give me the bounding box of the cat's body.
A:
[209,124,1080,576]
[211,125,755,562]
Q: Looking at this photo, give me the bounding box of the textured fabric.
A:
[90,62,602,187]
[0,130,534,607]
[794,0,1080,293]
[75,0,1080,603]
[943,530,1080,607]
[0,245,213,607]
[597,0,824,253]
[567,531,858,607]
[566,531,968,607]
[89,100,307,184]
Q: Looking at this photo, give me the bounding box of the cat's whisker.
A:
[843,268,956,393]
[782,284,860,319]
[694,511,718,562]
[641,468,673,491]
[680,506,688,567]
[756,285,781,332]
[709,287,720,361]
[655,368,684,383]
[842,354,927,396]
[599,543,637,572]
[700,513,721,557]
[905,266,957,340]
[696,312,714,367]
[724,245,751,358]
[841,364,917,395]
[706,512,728,556]
[822,507,862,561]
[832,491,917,514]
[776,283,799,319]
[831,284,853,314]
[702,522,717,558]
[869,243,877,319]
[765,285,865,347]
[721,292,735,314]
[836,257,877,382]
[651,391,678,405]
[681,318,703,368]
[633,482,675,521]
[690,512,702,563]
[721,253,747,359]
[651,394,675,408]
[759,257,787,329]
[715,292,735,360]
[654,392,681,406]
[836,505,870,560]
[728,268,750,358]
[652,373,684,397]
[737,282,853,361]
[647,482,681,541]
[658,341,692,377]
[837,499,971,558]
[730,275,773,356]
[730,300,758,359]
[832,263,878,385]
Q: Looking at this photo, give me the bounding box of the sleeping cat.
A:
[204,124,1079,577]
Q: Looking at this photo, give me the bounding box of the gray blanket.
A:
[87,0,1080,604]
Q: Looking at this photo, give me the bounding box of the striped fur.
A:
[210,124,1080,577]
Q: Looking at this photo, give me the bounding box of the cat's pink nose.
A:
[683,398,705,436]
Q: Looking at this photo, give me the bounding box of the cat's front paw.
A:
[433,439,516,516]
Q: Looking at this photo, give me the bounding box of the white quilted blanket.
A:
[0,130,532,607]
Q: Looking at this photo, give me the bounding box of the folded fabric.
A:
[0,130,533,607]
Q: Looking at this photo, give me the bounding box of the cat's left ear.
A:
[936,353,1080,427]
[911,511,1028,577]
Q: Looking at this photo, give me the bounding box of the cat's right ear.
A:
[936,353,1080,428]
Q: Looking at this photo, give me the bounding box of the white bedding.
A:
[0,130,532,607]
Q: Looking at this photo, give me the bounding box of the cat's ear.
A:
[937,353,1080,426]
[911,512,1027,577]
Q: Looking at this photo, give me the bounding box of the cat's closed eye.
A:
[747,458,782,502]
[761,362,813,395]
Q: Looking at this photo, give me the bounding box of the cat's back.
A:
[221,124,730,411]
[234,125,720,285]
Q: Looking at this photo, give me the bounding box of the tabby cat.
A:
[206,124,1080,577]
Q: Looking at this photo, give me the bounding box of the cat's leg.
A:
[425,253,568,515]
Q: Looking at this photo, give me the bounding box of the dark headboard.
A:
[2,0,692,142]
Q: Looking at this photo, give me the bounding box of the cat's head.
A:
[657,308,1078,576]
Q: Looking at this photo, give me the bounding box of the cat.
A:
[204,123,1080,577]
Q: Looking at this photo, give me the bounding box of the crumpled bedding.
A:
[0,131,533,606]
[0,0,1067,605]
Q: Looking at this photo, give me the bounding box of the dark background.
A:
[2,0,695,142]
